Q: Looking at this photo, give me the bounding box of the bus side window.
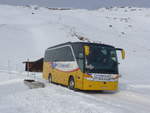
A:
[45,46,75,62]
[55,46,74,61]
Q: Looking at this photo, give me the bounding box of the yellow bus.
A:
[43,42,125,91]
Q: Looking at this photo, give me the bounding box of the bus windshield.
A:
[85,45,118,74]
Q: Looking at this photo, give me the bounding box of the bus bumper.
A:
[82,79,118,91]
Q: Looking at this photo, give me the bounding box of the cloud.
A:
[0,0,150,9]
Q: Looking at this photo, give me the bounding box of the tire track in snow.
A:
[85,90,150,113]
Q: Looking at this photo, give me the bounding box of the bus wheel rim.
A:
[49,76,52,83]
[70,79,74,88]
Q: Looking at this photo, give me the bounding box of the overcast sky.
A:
[0,0,150,9]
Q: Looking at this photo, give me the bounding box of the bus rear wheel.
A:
[48,74,52,83]
[68,77,75,90]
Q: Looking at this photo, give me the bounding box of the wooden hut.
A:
[23,58,43,72]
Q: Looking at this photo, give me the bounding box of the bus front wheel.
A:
[68,77,75,90]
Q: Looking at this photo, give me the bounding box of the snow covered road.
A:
[0,72,150,113]
[88,90,150,113]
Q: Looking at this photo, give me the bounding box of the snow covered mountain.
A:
[0,5,150,113]
[1,5,150,78]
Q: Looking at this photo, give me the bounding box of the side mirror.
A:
[84,46,90,56]
[121,49,125,59]
[116,48,125,60]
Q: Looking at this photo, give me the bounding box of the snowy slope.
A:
[0,5,150,113]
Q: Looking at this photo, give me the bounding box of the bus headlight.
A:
[84,74,93,78]
[111,74,121,79]
[84,74,93,80]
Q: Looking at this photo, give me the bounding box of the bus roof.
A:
[47,42,115,50]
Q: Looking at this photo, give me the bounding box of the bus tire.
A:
[48,74,52,83]
[68,76,75,90]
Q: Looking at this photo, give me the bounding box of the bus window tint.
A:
[85,45,118,74]
[44,46,74,62]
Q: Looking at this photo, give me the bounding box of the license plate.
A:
[94,75,111,81]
